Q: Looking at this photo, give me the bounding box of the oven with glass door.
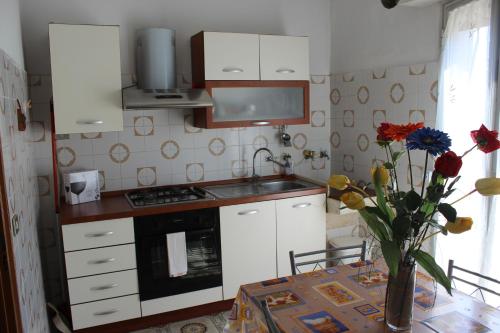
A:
[134,208,222,301]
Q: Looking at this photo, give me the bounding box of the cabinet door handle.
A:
[90,283,118,291]
[222,67,244,73]
[252,121,271,126]
[77,120,104,125]
[293,202,311,209]
[238,209,259,216]
[88,258,116,265]
[93,309,119,316]
[276,68,296,74]
[85,231,114,238]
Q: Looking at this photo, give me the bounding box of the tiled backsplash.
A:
[0,49,49,332]
[31,74,332,193]
[330,62,439,191]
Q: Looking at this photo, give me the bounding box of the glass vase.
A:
[385,262,416,331]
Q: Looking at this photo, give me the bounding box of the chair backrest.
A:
[447,259,500,304]
[259,300,281,333]
[289,241,367,275]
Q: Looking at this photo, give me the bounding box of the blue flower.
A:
[406,127,451,156]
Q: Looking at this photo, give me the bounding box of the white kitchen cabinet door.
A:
[49,24,123,134]
[259,35,310,81]
[276,194,326,277]
[204,32,260,80]
[220,201,277,299]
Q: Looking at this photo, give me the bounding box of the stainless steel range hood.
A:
[122,87,213,110]
[122,28,213,110]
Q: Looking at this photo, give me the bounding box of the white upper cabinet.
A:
[49,24,123,134]
[259,35,309,81]
[204,32,260,80]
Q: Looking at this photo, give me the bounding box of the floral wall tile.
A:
[330,61,439,190]
[0,49,49,332]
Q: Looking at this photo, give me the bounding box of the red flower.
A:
[471,125,500,153]
[434,151,462,178]
[384,122,424,141]
[377,123,392,142]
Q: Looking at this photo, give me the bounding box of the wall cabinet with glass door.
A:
[191,31,310,129]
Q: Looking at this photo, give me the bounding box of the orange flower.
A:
[384,122,424,141]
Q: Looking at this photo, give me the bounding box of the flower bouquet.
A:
[329,123,500,331]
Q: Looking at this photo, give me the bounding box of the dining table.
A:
[224,260,500,333]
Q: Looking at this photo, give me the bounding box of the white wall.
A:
[330,0,442,73]
[19,0,331,76]
[0,0,25,68]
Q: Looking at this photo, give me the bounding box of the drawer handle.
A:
[222,67,244,73]
[293,202,312,209]
[77,120,104,125]
[238,209,259,216]
[252,121,271,126]
[90,283,119,291]
[88,258,116,265]
[85,231,114,238]
[93,309,119,316]
[276,68,296,74]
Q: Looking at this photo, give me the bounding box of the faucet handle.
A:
[320,150,330,160]
[303,150,315,160]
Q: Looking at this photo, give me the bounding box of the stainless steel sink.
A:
[259,180,307,192]
[203,179,321,199]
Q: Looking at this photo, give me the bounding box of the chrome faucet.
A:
[252,147,286,179]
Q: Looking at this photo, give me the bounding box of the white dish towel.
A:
[166,232,188,277]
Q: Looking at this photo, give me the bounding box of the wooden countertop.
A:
[59,175,327,225]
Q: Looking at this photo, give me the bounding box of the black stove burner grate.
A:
[126,186,212,208]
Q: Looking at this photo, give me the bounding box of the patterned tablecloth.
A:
[224,261,500,333]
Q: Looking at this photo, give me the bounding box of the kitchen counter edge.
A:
[59,177,327,225]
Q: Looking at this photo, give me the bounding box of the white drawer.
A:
[71,294,141,330]
[68,269,138,305]
[141,287,223,317]
[65,244,136,278]
[62,218,134,252]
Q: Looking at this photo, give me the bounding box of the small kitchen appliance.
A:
[63,169,100,205]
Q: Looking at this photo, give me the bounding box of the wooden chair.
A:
[447,259,500,307]
[289,241,367,275]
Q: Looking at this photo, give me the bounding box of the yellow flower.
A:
[371,165,390,186]
[475,178,500,196]
[328,175,351,190]
[445,217,473,234]
[340,192,366,210]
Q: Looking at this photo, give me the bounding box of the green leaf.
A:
[447,176,461,191]
[412,250,452,295]
[381,241,401,277]
[438,203,457,222]
[359,209,392,241]
[373,180,395,222]
[392,150,406,163]
[392,215,412,240]
[384,162,395,170]
[420,201,436,216]
[405,190,422,211]
[365,206,390,224]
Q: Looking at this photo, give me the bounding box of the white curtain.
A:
[436,0,499,306]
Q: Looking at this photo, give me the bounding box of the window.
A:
[436,0,499,306]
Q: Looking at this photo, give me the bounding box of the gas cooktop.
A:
[125,186,215,208]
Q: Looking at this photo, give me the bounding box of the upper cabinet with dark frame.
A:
[191,31,310,129]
